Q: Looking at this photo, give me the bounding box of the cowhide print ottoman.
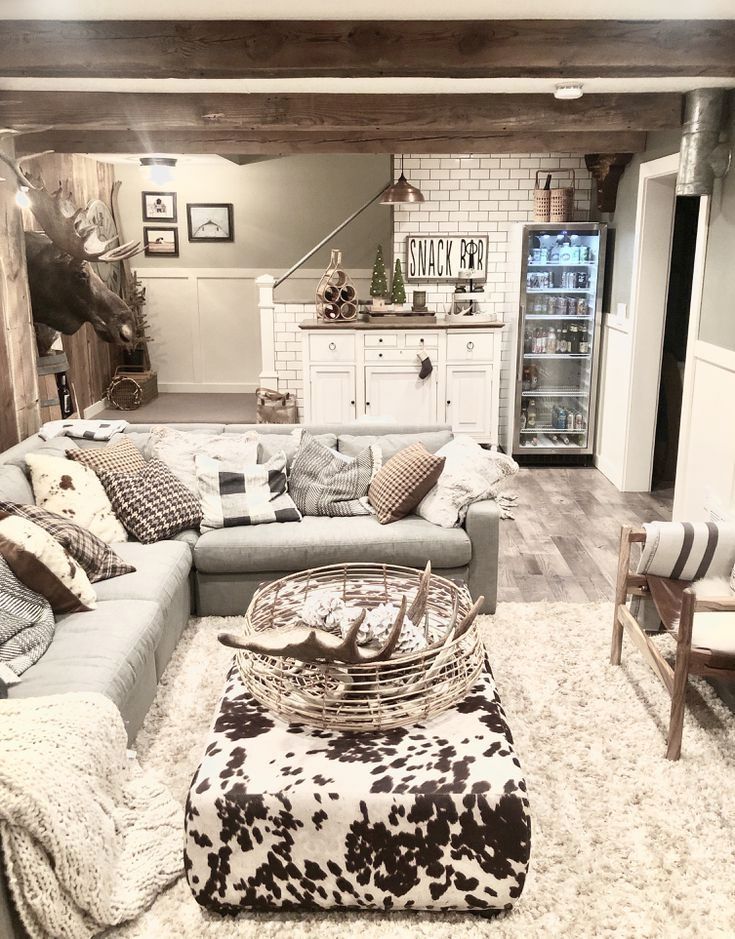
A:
[185,659,531,914]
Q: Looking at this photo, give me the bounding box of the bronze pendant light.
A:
[380,154,425,204]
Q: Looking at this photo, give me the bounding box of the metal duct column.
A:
[677,89,731,197]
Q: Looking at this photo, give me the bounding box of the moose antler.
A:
[219,598,408,665]
[0,148,141,262]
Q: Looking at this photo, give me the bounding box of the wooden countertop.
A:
[299,317,505,330]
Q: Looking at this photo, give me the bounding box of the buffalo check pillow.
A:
[195,451,301,531]
[368,443,446,525]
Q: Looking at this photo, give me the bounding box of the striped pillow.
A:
[289,432,379,518]
[195,452,301,531]
[638,521,735,582]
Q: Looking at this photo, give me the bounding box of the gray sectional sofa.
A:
[0,421,500,939]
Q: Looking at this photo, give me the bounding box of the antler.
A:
[219,598,408,665]
[0,148,141,263]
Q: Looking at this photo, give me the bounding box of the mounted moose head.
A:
[0,148,141,355]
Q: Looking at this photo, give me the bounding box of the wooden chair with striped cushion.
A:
[611,522,735,760]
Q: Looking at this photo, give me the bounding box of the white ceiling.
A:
[2,0,734,18]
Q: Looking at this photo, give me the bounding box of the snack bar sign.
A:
[405,234,488,283]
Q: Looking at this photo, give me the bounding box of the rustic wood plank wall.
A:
[22,153,124,416]
[0,136,39,451]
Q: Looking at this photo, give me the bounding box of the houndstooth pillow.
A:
[98,460,202,544]
[0,502,134,583]
[67,436,146,475]
[368,444,446,525]
[289,432,379,517]
[196,451,301,531]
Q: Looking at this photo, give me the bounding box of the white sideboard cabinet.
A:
[301,322,504,445]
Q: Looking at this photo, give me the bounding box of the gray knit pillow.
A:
[288,432,379,517]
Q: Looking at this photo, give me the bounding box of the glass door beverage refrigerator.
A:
[511,223,607,458]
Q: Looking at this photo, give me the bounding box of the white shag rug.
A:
[108,603,735,939]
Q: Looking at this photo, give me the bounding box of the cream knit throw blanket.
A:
[0,693,183,939]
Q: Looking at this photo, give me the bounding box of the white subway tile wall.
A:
[394,153,592,436]
[272,153,592,434]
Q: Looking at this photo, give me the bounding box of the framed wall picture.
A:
[187,203,234,242]
[142,191,177,222]
[405,234,489,283]
[143,226,179,257]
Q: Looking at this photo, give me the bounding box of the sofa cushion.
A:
[7,599,163,707]
[94,540,192,607]
[338,430,453,461]
[257,431,337,469]
[0,464,34,504]
[368,443,446,525]
[148,425,259,493]
[193,514,471,574]
[5,437,80,477]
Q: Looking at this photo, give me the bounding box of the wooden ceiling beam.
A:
[0,92,682,134]
[0,20,732,79]
[14,129,648,156]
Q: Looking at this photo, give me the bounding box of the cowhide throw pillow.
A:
[289,431,379,518]
[368,444,445,525]
[99,460,202,544]
[148,426,260,494]
[196,451,301,531]
[0,502,134,583]
[67,436,146,476]
[25,452,128,544]
[0,515,95,613]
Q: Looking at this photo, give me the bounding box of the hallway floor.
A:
[98,393,257,424]
[498,465,673,603]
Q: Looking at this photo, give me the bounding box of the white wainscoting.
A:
[134,268,262,393]
[674,340,735,521]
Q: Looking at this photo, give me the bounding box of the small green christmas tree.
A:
[370,244,388,298]
[391,258,406,304]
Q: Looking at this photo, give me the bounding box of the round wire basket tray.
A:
[228,563,486,733]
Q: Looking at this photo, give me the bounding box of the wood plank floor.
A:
[498,466,673,603]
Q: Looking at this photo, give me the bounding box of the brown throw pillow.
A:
[0,518,94,614]
[98,460,202,544]
[0,502,135,583]
[368,443,446,525]
[67,436,146,475]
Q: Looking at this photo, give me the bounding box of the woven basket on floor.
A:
[235,563,485,732]
[106,365,158,411]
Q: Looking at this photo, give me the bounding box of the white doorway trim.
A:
[619,152,680,491]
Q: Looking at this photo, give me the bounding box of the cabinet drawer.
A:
[403,332,440,350]
[364,347,415,363]
[364,333,399,348]
[447,332,495,362]
[308,332,355,362]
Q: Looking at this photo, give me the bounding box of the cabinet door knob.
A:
[446,400,451,406]
[328,341,337,351]
[350,400,355,406]
[467,340,475,351]
[366,401,370,407]
[378,338,383,343]
[378,352,383,357]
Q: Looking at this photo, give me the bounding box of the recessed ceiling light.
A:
[554,83,584,101]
